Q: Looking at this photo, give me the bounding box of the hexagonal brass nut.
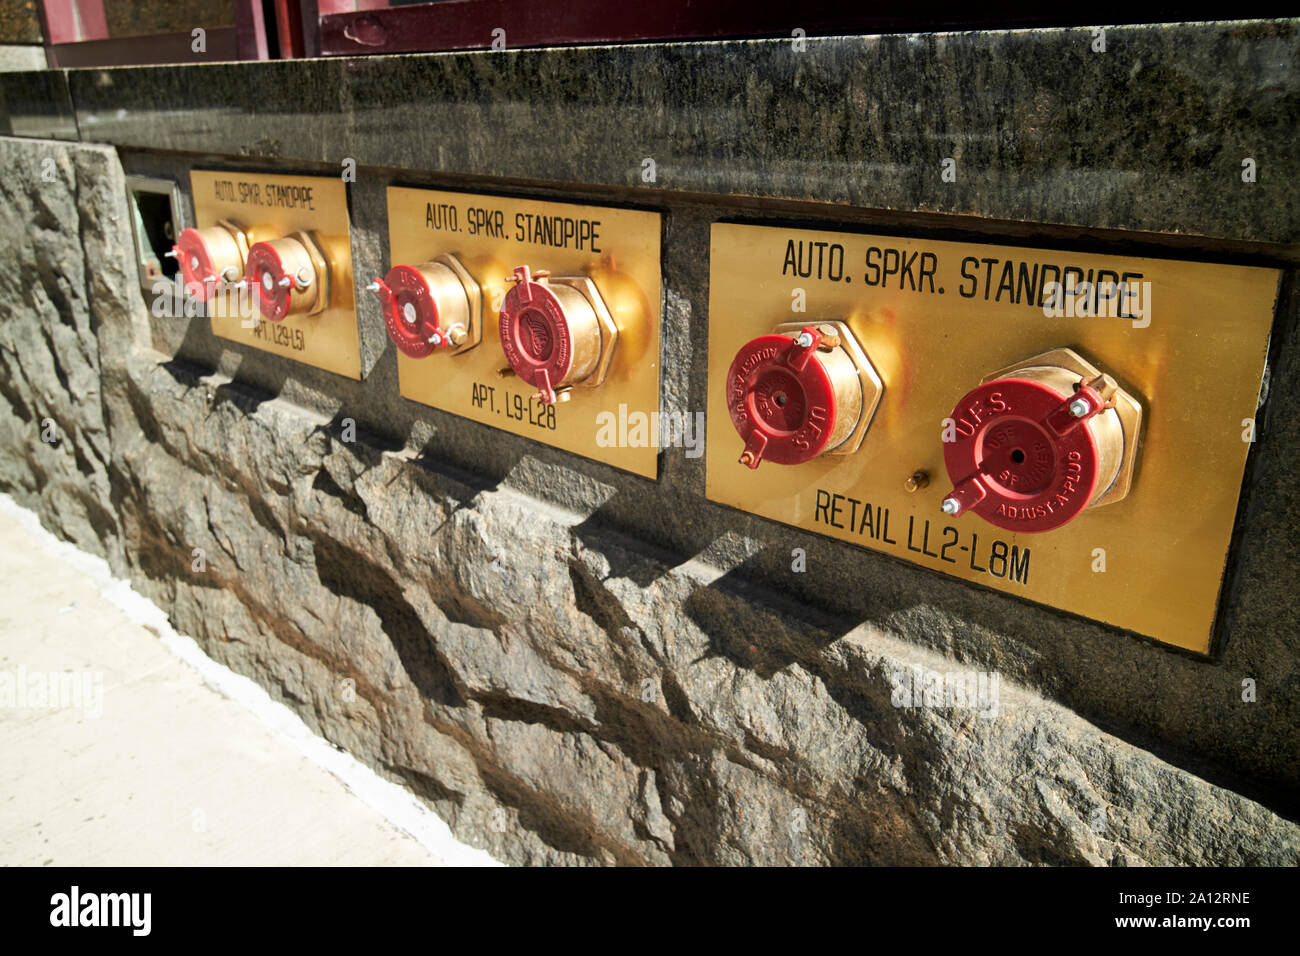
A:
[773,320,884,456]
[430,252,483,355]
[545,275,619,392]
[289,229,332,317]
[983,347,1143,508]
[216,218,251,274]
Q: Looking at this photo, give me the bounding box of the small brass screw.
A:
[904,470,929,492]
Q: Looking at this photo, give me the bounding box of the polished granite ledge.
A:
[0,65,76,139]
[2,20,1299,244]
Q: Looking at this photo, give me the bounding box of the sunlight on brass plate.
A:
[386,187,662,478]
[706,222,1280,653]
[190,169,359,379]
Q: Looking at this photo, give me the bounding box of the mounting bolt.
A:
[1069,397,1091,418]
[1083,373,1117,403]
[796,331,815,348]
[904,471,929,493]
[815,324,842,349]
[941,497,961,515]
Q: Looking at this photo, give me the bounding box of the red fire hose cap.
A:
[499,265,574,403]
[245,241,291,322]
[173,228,220,303]
[726,327,839,468]
[942,377,1105,532]
[375,265,445,358]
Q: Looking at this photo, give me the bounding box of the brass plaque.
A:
[190,170,359,379]
[386,187,663,478]
[707,222,1280,653]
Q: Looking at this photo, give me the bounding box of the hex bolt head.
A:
[1069,397,1091,418]
[366,280,381,293]
[941,497,961,515]
[796,331,815,348]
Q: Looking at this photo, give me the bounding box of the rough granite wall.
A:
[1,135,1297,866]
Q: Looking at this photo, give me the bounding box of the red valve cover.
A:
[498,266,575,402]
[173,227,220,303]
[246,241,291,322]
[377,265,444,358]
[943,377,1104,532]
[726,329,839,468]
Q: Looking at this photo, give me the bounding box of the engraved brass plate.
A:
[707,222,1280,653]
[190,170,359,379]
[386,187,662,478]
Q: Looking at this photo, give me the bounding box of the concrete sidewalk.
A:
[0,499,494,866]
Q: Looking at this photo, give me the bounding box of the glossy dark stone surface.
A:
[0,66,76,139]
[0,21,1295,241]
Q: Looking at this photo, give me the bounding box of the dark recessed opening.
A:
[130,189,179,284]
